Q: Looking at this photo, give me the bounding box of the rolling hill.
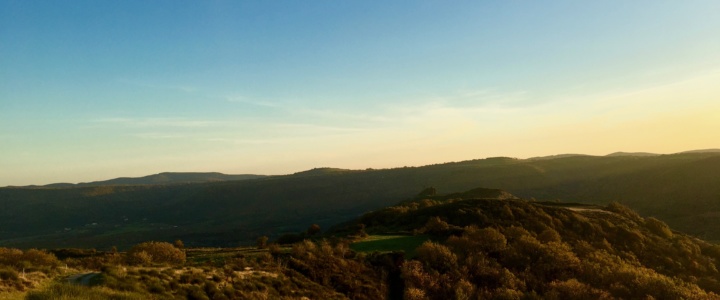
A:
[27,172,266,188]
[2,151,720,249]
[335,188,720,299]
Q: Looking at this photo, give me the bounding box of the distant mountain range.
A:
[605,151,660,157]
[10,149,720,188]
[2,149,720,249]
[679,148,720,154]
[604,149,720,157]
[23,172,266,188]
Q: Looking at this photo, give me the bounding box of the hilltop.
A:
[605,151,660,157]
[336,188,720,299]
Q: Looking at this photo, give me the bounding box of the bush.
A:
[538,228,562,243]
[126,241,185,265]
[0,247,58,270]
[25,283,146,300]
[644,217,673,238]
[0,267,19,280]
[126,251,153,266]
[607,202,643,223]
[0,247,23,266]
[422,217,450,235]
[415,241,457,272]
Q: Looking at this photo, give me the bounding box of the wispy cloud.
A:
[132,132,187,139]
[225,94,393,123]
[93,117,228,128]
[201,137,288,145]
[225,96,283,108]
[379,90,528,125]
[293,108,393,123]
[447,88,528,105]
[270,122,370,133]
[117,79,198,93]
[199,125,370,145]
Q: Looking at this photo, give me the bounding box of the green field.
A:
[350,235,430,257]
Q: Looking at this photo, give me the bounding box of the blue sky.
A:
[2,1,720,185]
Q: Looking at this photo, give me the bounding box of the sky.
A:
[2,1,720,186]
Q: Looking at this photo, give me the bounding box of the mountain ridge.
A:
[605,151,660,157]
[13,172,266,188]
[2,150,720,249]
[5,148,719,188]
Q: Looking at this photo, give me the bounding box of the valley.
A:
[2,151,720,249]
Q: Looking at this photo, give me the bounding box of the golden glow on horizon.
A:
[322,69,720,167]
[5,70,720,186]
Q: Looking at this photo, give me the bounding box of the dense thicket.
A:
[346,192,720,299]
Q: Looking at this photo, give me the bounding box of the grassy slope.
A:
[350,235,430,257]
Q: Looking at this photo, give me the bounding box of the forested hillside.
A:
[335,189,720,299]
[7,188,720,299]
[1,152,720,249]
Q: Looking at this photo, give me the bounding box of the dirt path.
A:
[67,272,100,286]
[566,207,612,214]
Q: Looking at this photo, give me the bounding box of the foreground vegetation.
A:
[2,241,383,299]
[0,247,61,297]
[4,187,720,299]
[343,189,720,299]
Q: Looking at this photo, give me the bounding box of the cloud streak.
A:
[132,132,187,140]
[117,79,198,93]
[93,117,229,128]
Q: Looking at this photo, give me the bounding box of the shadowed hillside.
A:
[2,152,720,249]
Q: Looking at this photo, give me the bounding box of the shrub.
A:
[268,243,282,256]
[606,202,643,223]
[126,241,186,265]
[25,283,146,300]
[22,249,59,271]
[538,228,562,243]
[0,267,19,280]
[0,247,58,270]
[644,217,673,238]
[0,247,23,266]
[545,279,613,300]
[126,251,153,266]
[473,227,507,252]
[415,241,457,272]
[422,217,450,235]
